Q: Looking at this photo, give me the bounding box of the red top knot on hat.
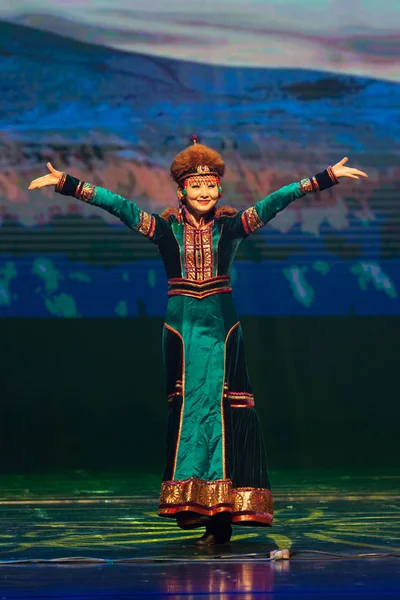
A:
[170,137,225,185]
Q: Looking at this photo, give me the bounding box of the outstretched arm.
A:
[228,158,368,236]
[28,163,157,240]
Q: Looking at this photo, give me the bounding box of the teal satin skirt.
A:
[158,293,273,526]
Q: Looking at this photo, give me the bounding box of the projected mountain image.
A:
[0,21,399,317]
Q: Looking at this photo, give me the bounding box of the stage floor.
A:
[0,469,398,598]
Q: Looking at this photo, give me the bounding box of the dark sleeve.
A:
[55,173,167,242]
[224,168,339,237]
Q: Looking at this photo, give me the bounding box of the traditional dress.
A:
[56,154,338,529]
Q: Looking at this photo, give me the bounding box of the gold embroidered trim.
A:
[184,224,214,280]
[232,488,273,516]
[168,276,230,287]
[221,382,255,407]
[168,275,231,298]
[241,206,264,235]
[75,182,96,203]
[227,393,255,408]
[168,288,232,300]
[232,513,272,525]
[168,383,254,407]
[184,226,196,279]
[159,478,232,512]
[158,478,273,524]
[300,178,313,194]
[136,211,156,239]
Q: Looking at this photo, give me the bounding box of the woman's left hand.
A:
[332,157,368,180]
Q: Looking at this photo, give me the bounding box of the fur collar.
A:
[160,205,238,223]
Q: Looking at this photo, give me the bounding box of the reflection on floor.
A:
[0,470,398,598]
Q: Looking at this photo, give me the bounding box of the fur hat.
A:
[170,135,225,186]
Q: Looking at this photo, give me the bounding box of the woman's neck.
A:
[184,206,213,228]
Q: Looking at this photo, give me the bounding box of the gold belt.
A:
[167,276,232,299]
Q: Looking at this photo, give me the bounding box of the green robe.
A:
[57,174,320,526]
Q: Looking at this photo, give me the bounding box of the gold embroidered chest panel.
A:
[183,223,215,281]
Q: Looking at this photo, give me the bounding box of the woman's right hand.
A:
[28,163,63,190]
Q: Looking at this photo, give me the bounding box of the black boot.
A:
[195,513,232,546]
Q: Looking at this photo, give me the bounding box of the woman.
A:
[29,137,367,545]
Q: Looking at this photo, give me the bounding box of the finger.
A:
[28,175,50,189]
[346,174,359,179]
[352,169,368,178]
[346,168,367,178]
[28,178,42,190]
[339,157,349,165]
[47,162,56,173]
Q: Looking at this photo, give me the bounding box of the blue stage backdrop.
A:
[0,1,399,317]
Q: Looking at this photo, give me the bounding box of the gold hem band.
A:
[159,478,273,524]
[232,513,273,525]
[159,504,231,517]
